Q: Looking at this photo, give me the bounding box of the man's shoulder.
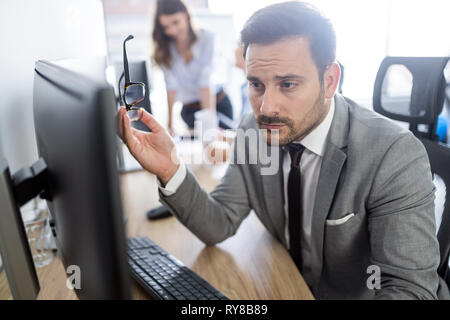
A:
[343,96,414,145]
[341,96,426,160]
[344,97,406,134]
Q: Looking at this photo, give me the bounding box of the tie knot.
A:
[286,143,305,168]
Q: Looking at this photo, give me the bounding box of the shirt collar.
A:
[296,97,335,157]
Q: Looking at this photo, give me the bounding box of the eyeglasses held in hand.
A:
[118,35,146,120]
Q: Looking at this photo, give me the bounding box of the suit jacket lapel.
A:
[310,94,349,290]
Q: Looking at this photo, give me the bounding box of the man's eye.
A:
[250,82,263,89]
[281,82,297,89]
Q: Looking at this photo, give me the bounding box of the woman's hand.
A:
[117,107,180,185]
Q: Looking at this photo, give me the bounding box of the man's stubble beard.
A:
[261,87,327,146]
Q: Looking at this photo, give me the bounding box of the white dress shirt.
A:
[282,98,335,285]
[159,98,336,285]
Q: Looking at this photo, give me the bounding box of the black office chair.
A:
[419,138,450,285]
[373,56,448,140]
[373,56,450,286]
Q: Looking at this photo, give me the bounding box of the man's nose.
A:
[260,87,281,116]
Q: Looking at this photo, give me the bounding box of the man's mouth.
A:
[259,123,286,130]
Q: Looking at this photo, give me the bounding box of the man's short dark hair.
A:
[240,1,336,78]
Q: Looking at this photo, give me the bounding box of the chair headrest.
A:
[373,57,449,130]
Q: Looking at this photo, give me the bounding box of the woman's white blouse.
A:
[161,29,224,104]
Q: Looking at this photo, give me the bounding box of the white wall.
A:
[0,0,108,172]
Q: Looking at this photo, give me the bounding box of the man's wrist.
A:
[158,162,187,196]
[159,163,180,187]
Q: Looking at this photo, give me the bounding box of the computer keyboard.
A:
[126,237,229,300]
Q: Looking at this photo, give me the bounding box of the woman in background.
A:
[152,0,233,134]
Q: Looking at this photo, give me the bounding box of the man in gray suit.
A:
[118,2,449,299]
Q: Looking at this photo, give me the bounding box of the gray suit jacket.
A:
[159,94,450,299]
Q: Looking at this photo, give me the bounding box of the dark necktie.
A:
[287,143,305,272]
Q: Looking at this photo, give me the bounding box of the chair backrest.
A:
[373,56,449,140]
[373,56,450,286]
[419,137,450,286]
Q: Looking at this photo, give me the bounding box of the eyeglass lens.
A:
[125,84,145,107]
[127,108,143,122]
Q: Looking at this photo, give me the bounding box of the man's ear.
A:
[323,62,341,99]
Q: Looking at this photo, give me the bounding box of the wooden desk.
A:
[0,166,313,300]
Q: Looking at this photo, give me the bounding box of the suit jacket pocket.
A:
[326,213,356,226]
[324,211,367,269]
[324,212,365,264]
[322,211,370,297]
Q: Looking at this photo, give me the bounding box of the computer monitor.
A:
[0,159,40,300]
[33,60,131,299]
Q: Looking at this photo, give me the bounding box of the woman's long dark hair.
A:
[152,0,197,68]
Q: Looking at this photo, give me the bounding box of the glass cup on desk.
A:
[21,201,53,268]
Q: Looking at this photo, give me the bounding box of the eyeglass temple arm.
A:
[118,72,124,105]
[123,35,134,84]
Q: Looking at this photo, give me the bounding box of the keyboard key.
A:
[165,287,180,296]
